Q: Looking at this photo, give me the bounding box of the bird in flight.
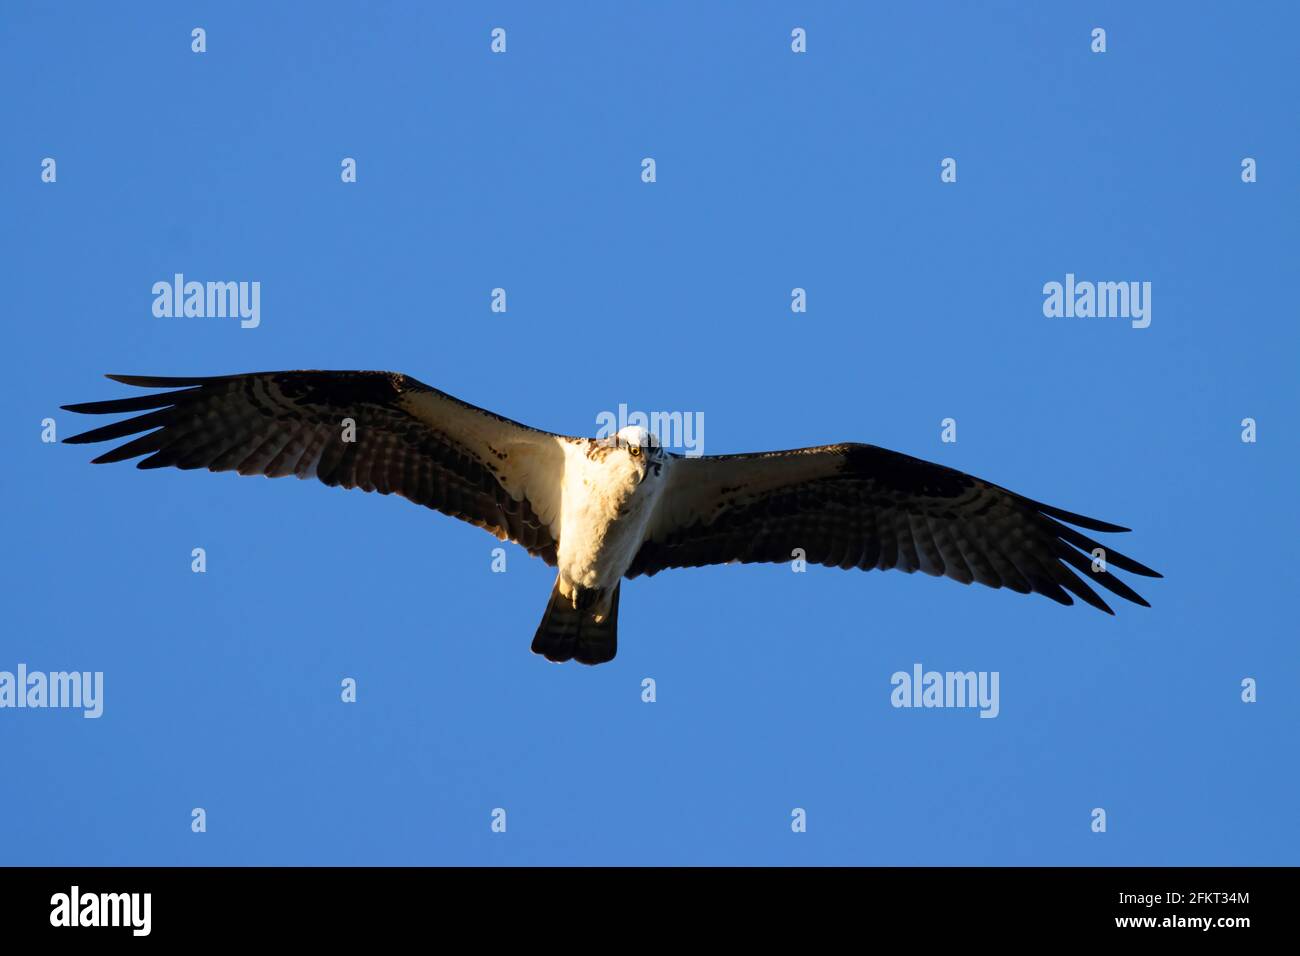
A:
[63,371,1160,665]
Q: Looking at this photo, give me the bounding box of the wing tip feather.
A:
[105,373,216,387]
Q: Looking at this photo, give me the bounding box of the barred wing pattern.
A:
[630,444,1160,613]
[62,371,567,564]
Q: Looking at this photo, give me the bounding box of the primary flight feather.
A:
[63,370,1161,665]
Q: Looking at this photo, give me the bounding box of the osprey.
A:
[63,371,1160,665]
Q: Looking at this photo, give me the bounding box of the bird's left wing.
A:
[629,443,1160,612]
[63,371,568,564]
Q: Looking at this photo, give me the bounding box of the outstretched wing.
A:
[63,371,568,564]
[630,443,1160,613]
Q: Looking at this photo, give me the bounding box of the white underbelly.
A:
[553,441,665,596]
[557,502,646,591]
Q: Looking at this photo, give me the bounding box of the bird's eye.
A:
[629,446,641,458]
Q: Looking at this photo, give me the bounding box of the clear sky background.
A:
[2,2,1296,865]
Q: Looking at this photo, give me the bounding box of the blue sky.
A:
[2,1,1296,865]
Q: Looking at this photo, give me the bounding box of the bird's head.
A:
[612,425,666,485]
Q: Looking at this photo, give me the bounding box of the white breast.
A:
[555,441,666,595]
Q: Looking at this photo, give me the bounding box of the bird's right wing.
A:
[63,370,569,564]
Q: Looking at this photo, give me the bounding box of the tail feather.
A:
[531,583,620,665]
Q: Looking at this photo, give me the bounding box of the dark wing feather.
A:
[63,371,566,564]
[629,443,1159,612]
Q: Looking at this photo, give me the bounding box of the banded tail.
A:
[531,581,620,665]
